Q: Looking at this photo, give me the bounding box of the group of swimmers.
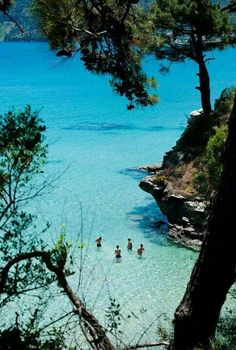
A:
[95,237,145,259]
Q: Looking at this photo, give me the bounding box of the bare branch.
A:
[38,310,74,333]
[73,27,107,37]
[0,250,115,350]
[4,11,24,34]
[123,341,169,349]
[221,2,236,13]
[121,0,132,23]
[205,57,215,63]
[0,251,49,293]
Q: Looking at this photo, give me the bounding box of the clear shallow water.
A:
[0,42,235,344]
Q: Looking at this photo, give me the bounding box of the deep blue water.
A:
[0,42,235,343]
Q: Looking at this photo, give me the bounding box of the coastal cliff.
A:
[139,88,235,250]
[139,167,206,250]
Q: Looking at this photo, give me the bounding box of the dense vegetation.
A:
[157,87,236,201]
[0,0,235,42]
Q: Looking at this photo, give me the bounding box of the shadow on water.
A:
[121,167,171,246]
[47,159,64,165]
[62,122,186,133]
[62,122,134,131]
[119,167,150,181]
[127,199,170,246]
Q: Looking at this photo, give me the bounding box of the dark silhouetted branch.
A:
[4,11,24,33]
[124,341,169,349]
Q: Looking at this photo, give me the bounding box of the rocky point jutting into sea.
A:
[139,162,206,250]
[139,89,236,250]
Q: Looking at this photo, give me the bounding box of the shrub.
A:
[193,125,228,200]
[214,87,236,116]
[153,175,165,186]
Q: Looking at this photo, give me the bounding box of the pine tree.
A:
[148,0,234,114]
[34,0,158,109]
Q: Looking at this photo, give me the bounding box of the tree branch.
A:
[0,251,49,293]
[4,11,24,34]
[0,250,115,350]
[73,27,107,37]
[121,0,132,23]
[123,341,169,349]
[221,2,236,13]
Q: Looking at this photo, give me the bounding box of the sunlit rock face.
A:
[139,170,206,251]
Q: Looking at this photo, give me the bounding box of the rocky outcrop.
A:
[139,93,236,249]
[138,163,162,173]
[138,108,211,250]
[139,171,206,250]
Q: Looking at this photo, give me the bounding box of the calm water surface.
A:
[0,42,235,344]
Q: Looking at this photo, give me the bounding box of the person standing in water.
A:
[115,245,121,258]
[95,237,102,247]
[127,238,133,251]
[137,244,145,256]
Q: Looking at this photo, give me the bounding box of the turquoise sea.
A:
[0,42,235,345]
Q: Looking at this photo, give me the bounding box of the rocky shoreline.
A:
[139,164,206,251]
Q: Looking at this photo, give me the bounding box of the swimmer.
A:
[137,244,145,256]
[95,237,102,247]
[127,238,133,250]
[115,245,121,258]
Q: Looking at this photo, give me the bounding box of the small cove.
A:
[0,42,235,344]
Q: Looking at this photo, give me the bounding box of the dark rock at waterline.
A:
[156,219,167,228]
[139,174,206,250]
[168,224,203,251]
[138,163,162,173]
[138,107,211,249]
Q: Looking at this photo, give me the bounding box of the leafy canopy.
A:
[0,0,12,13]
[0,107,76,348]
[148,0,234,62]
[0,107,50,302]
[34,0,158,108]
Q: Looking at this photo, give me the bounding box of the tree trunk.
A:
[170,95,236,350]
[198,58,212,115]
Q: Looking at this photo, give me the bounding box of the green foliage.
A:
[0,107,53,316]
[213,287,236,349]
[149,0,234,62]
[0,325,70,350]
[156,314,173,343]
[0,105,47,186]
[173,88,235,162]
[0,106,48,262]
[146,0,235,113]
[0,106,48,260]
[19,300,74,350]
[191,88,235,199]
[153,175,165,186]
[214,87,236,115]
[51,231,74,274]
[176,113,218,161]
[105,298,122,334]
[34,0,158,108]
[0,107,77,348]
[193,125,228,200]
